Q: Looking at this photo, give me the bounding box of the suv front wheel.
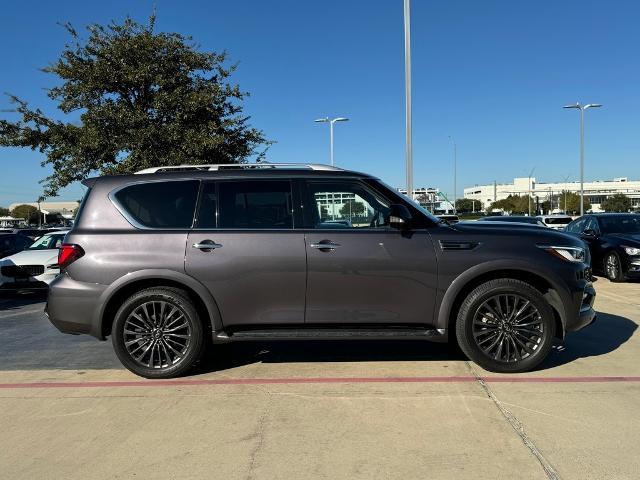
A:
[456,279,556,373]
[112,287,206,379]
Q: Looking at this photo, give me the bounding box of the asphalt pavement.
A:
[1,279,639,479]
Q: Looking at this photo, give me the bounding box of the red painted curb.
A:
[1,375,640,389]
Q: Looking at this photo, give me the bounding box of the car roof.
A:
[82,165,375,187]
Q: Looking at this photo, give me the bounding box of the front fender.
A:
[435,259,573,333]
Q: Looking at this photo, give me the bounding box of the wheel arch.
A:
[94,269,223,340]
[438,263,568,342]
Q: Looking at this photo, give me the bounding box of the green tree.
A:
[10,204,39,223]
[339,200,365,216]
[558,191,591,214]
[0,15,270,197]
[0,207,10,217]
[455,198,482,213]
[490,194,535,214]
[601,193,631,212]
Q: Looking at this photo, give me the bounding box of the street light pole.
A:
[314,117,349,167]
[404,0,413,199]
[448,136,457,214]
[527,167,536,216]
[563,102,602,216]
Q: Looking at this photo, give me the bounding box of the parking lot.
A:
[0,278,638,480]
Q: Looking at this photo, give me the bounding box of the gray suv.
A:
[46,164,596,378]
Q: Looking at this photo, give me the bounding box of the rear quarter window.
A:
[112,180,199,229]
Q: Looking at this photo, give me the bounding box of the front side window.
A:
[305,181,391,229]
[566,217,586,233]
[217,181,293,229]
[113,180,199,229]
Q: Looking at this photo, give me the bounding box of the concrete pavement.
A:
[0,279,639,479]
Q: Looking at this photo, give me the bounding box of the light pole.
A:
[563,102,602,216]
[314,117,349,167]
[403,0,413,199]
[527,167,536,216]
[448,136,457,214]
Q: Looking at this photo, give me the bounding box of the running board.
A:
[213,327,447,342]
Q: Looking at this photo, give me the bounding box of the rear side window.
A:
[113,180,199,229]
[217,181,293,229]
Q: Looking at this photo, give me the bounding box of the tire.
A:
[112,287,206,379]
[604,252,624,282]
[455,279,556,373]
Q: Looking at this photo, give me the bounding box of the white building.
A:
[464,177,640,213]
[8,201,79,220]
[397,187,454,213]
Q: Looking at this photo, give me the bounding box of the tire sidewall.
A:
[456,280,556,373]
[112,289,204,379]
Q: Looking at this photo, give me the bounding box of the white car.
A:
[537,215,573,230]
[0,231,69,292]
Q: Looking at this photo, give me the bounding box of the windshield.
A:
[28,233,66,250]
[599,215,640,234]
[544,217,572,225]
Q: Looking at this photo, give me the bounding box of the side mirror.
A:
[389,204,412,230]
[582,228,597,237]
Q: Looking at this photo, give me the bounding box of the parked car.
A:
[565,213,640,282]
[537,215,573,230]
[478,215,547,227]
[46,163,596,378]
[0,231,69,291]
[0,233,34,259]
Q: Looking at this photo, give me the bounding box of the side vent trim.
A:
[439,240,480,251]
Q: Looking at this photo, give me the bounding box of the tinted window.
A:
[305,181,391,229]
[114,181,199,229]
[544,217,572,225]
[218,181,293,229]
[598,215,640,234]
[195,182,218,228]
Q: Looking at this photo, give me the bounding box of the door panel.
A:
[305,231,437,324]
[185,232,307,326]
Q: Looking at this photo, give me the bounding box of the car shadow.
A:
[539,311,637,370]
[194,340,466,374]
[0,291,47,311]
[195,311,637,375]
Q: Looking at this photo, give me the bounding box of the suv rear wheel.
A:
[112,287,206,379]
[455,279,555,373]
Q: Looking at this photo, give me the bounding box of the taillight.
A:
[58,244,85,269]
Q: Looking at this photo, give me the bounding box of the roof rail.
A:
[135,163,344,174]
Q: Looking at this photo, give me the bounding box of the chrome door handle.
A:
[192,240,223,250]
[309,241,341,250]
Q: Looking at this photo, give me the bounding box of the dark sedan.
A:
[0,234,34,259]
[565,213,640,282]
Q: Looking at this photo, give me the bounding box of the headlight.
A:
[538,245,586,263]
[623,246,640,256]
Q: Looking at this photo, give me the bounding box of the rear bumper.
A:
[46,274,107,339]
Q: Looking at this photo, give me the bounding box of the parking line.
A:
[1,375,640,389]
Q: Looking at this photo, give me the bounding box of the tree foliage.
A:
[0,207,10,217]
[455,198,482,213]
[558,191,591,214]
[489,195,535,215]
[601,193,631,213]
[10,204,39,222]
[339,200,365,216]
[0,15,270,197]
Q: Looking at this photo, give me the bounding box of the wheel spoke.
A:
[123,300,192,369]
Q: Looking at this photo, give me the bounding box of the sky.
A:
[1,0,639,206]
